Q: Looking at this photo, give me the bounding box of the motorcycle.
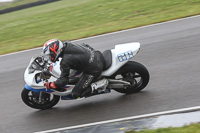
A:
[21,42,150,109]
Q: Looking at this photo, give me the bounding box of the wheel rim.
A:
[28,91,54,105]
[114,72,143,89]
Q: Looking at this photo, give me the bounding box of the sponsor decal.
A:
[83,75,94,88]
[117,50,134,62]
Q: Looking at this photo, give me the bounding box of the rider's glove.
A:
[44,82,57,89]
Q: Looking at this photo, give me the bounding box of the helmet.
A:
[43,39,64,63]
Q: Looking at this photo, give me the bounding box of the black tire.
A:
[111,61,150,94]
[21,88,60,110]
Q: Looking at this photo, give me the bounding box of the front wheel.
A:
[21,88,60,110]
[111,61,150,94]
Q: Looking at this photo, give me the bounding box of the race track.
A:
[0,15,200,133]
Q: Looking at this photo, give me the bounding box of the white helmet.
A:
[43,39,64,62]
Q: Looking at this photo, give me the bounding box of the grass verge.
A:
[126,123,200,133]
[1,0,200,55]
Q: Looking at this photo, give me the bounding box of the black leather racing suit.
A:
[54,41,105,98]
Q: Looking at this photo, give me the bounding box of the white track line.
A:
[35,106,200,133]
[1,14,200,58]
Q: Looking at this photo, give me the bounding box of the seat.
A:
[102,50,112,70]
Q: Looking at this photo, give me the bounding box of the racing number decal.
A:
[117,50,134,62]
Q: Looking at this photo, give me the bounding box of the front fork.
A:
[39,91,43,103]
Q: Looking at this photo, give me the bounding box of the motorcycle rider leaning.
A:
[43,39,108,99]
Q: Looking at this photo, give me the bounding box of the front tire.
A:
[111,61,150,94]
[21,88,60,110]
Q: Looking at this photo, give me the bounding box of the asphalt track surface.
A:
[0,15,200,133]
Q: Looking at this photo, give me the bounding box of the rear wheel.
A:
[21,88,60,110]
[111,61,150,94]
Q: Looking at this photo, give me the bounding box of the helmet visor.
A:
[43,54,55,63]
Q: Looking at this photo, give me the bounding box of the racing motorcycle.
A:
[21,42,150,109]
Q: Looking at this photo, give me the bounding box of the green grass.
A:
[126,123,200,133]
[1,0,200,54]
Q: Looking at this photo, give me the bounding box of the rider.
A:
[43,39,108,99]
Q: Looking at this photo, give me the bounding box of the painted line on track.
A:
[1,14,200,58]
[35,106,200,133]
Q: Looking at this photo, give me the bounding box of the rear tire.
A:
[21,88,60,110]
[111,61,150,94]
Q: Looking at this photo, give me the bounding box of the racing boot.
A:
[91,78,109,94]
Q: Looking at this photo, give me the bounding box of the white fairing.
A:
[24,58,57,89]
[24,58,80,89]
[101,42,140,76]
[50,58,61,77]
